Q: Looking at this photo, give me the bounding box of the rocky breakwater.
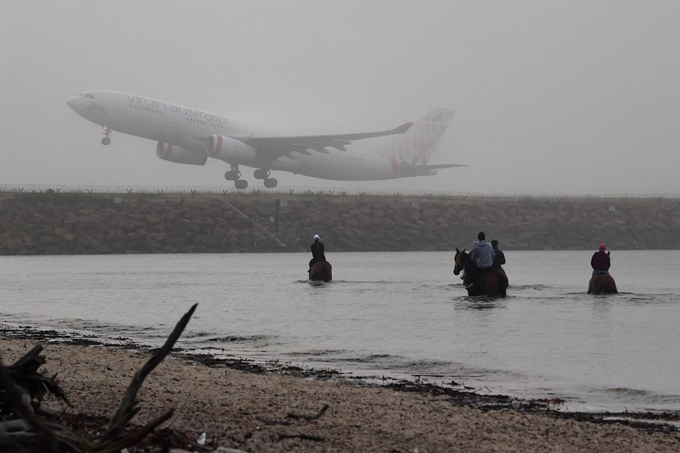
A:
[0,193,678,255]
[289,196,680,251]
[0,194,276,255]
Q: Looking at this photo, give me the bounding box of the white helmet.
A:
[313,234,320,240]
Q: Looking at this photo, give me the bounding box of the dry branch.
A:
[1,344,71,416]
[0,303,198,452]
[103,303,197,441]
[286,404,329,421]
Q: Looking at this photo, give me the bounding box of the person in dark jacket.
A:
[491,239,506,270]
[309,234,326,269]
[591,243,611,277]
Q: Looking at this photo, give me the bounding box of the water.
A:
[1,251,679,413]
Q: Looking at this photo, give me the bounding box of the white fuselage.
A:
[67,90,400,181]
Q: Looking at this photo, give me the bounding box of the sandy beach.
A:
[1,334,678,453]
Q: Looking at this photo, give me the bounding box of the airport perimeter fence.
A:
[0,184,678,203]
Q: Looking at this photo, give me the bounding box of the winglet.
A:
[391,122,413,135]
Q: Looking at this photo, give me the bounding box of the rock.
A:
[1,194,679,254]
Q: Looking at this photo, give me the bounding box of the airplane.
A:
[66,90,466,189]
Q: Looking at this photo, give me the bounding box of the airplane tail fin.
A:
[375,108,454,165]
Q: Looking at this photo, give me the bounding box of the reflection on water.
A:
[1,250,679,412]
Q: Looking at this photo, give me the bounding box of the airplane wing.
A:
[233,121,413,158]
[398,162,468,177]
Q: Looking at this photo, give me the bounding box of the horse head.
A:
[453,248,471,275]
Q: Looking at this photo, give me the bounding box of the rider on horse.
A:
[491,239,506,273]
[591,243,611,277]
[463,232,494,289]
[588,243,617,294]
[309,234,326,270]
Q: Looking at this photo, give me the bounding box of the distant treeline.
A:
[0,192,678,255]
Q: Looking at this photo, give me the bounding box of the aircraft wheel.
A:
[225,171,238,181]
[253,169,269,179]
[235,179,249,190]
[101,137,111,145]
[264,178,278,188]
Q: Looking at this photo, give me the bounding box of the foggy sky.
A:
[1,0,678,195]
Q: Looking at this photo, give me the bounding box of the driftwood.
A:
[0,303,197,452]
[0,344,72,416]
[287,404,329,421]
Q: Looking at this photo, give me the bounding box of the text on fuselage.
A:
[126,94,227,124]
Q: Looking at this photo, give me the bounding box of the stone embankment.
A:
[0,192,678,255]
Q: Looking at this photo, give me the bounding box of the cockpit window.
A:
[78,93,95,99]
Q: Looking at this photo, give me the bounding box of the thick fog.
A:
[1,0,678,195]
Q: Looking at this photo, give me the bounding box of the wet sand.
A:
[1,334,679,452]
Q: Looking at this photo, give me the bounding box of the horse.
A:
[309,260,332,282]
[453,248,508,298]
[588,273,617,294]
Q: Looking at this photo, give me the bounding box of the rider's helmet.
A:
[313,234,320,241]
[599,243,606,250]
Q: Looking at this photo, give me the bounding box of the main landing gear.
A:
[225,164,248,189]
[224,166,277,190]
[101,126,111,145]
[253,168,278,188]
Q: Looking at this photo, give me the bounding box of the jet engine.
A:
[156,142,207,165]
[206,135,257,164]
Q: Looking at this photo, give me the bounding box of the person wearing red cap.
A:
[590,243,611,277]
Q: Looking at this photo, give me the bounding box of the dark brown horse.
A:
[309,261,332,282]
[588,273,618,294]
[453,248,508,298]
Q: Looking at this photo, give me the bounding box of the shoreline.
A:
[3,319,679,417]
[2,325,679,452]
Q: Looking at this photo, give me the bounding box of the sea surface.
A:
[1,251,679,413]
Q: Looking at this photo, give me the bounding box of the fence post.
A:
[17,188,24,214]
[274,199,280,235]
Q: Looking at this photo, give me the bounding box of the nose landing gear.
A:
[225,164,248,189]
[254,169,278,188]
[101,126,111,145]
